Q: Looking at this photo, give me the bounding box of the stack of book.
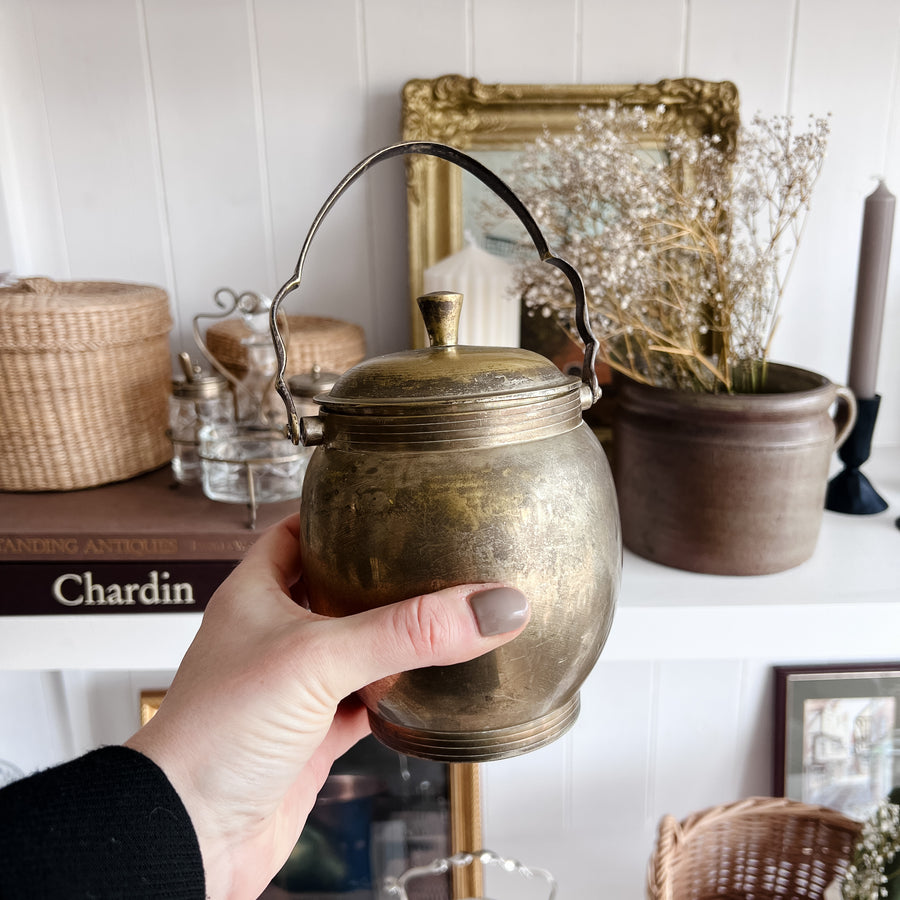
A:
[0,467,298,616]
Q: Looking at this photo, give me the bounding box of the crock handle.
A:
[269,141,600,444]
[832,385,858,450]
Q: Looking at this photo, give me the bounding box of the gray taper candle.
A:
[848,179,895,398]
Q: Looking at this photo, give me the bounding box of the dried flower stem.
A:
[507,106,830,392]
[842,799,900,900]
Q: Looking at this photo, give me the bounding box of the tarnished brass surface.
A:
[300,420,618,760]
[267,139,622,762]
[298,301,621,760]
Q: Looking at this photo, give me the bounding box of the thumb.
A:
[310,584,530,701]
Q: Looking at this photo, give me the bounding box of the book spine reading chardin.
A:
[0,533,251,616]
[0,465,299,617]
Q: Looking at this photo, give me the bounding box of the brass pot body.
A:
[298,349,620,762]
[267,143,621,763]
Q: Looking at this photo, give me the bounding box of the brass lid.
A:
[172,352,230,399]
[322,292,577,410]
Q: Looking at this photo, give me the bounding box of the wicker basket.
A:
[0,277,173,491]
[647,796,862,900]
[205,314,366,379]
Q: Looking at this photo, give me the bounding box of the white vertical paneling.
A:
[482,661,656,899]
[254,0,378,349]
[480,733,576,894]
[27,0,169,288]
[875,10,900,445]
[650,660,745,821]
[0,163,15,278]
[59,669,175,758]
[58,670,102,758]
[0,2,72,277]
[571,660,655,844]
[0,0,898,436]
[733,660,776,799]
[143,0,272,354]
[363,0,470,352]
[880,246,900,442]
[687,0,795,115]
[772,0,900,439]
[363,0,470,91]
[570,660,658,899]
[581,0,686,83]
[0,0,68,276]
[471,0,580,83]
[481,724,570,838]
[39,671,76,763]
[79,672,133,746]
[0,671,69,776]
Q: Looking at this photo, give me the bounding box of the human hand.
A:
[125,514,529,900]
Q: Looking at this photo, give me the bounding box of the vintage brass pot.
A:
[270,143,620,762]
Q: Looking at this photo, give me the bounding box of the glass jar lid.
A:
[288,364,341,399]
[172,373,230,399]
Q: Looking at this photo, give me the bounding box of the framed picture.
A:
[400,75,739,347]
[140,691,482,900]
[774,663,900,820]
[400,75,739,435]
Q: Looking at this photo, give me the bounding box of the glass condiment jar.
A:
[198,423,306,528]
[189,290,307,526]
[168,360,233,485]
[234,331,284,427]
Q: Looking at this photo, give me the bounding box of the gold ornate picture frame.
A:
[401,75,740,349]
[139,690,483,899]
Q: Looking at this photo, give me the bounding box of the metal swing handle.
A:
[269,140,601,445]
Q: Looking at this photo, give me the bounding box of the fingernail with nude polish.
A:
[468,587,529,636]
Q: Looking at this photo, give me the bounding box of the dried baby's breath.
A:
[842,799,900,900]
[510,106,830,392]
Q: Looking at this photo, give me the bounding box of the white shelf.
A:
[608,446,900,661]
[0,612,203,670]
[2,449,898,671]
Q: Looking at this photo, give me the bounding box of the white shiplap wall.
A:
[2,0,900,437]
[2,1,900,898]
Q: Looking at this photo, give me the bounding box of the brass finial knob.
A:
[417,291,463,348]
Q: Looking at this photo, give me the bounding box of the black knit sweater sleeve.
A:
[0,745,205,899]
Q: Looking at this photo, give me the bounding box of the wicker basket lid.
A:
[206,314,366,376]
[0,277,173,491]
[0,277,172,351]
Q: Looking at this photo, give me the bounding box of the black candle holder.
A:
[825,394,888,514]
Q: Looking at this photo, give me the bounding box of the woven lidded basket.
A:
[206,314,366,378]
[0,277,173,491]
